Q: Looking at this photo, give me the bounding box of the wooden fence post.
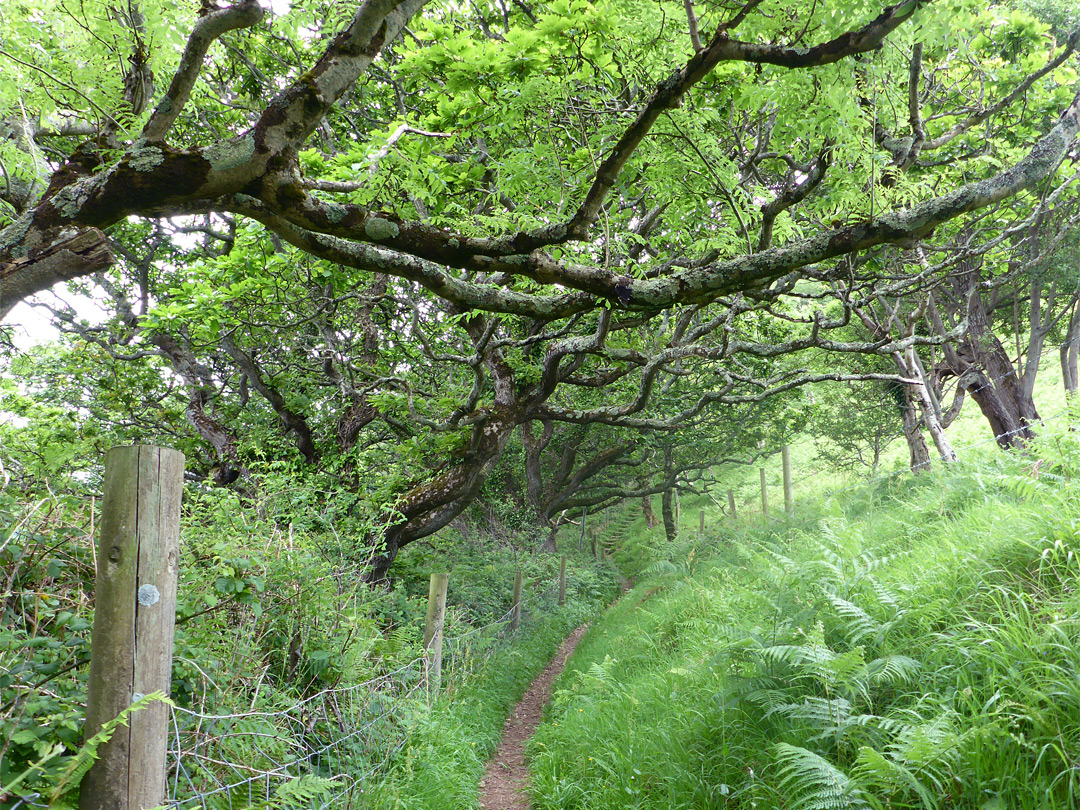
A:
[699,509,705,535]
[782,445,794,517]
[558,554,566,606]
[80,446,184,810]
[511,570,523,631]
[728,489,737,521]
[760,467,769,518]
[424,573,449,692]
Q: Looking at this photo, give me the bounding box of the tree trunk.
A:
[902,347,957,463]
[366,405,521,580]
[929,273,1038,449]
[1061,303,1080,400]
[661,488,678,542]
[641,495,657,529]
[963,279,1039,443]
[899,383,932,473]
[541,523,559,553]
[960,367,1032,448]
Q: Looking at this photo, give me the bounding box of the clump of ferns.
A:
[711,559,972,809]
[715,621,965,809]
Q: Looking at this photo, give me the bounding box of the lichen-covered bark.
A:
[899,384,932,474]
[641,495,657,529]
[1061,304,1080,399]
[939,267,1039,448]
[366,405,522,580]
[5,3,1078,325]
[0,0,427,316]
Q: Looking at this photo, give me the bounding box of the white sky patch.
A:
[4,285,111,351]
[4,302,55,352]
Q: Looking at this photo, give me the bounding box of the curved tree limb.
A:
[143,0,266,141]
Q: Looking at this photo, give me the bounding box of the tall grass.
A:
[529,428,1080,809]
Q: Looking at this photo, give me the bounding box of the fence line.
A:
[160,568,564,810]
[160,330,1080,806]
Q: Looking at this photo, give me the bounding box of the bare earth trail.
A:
[477,624,589,810]
[479,577,631,809]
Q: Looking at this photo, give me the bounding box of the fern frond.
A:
[828,595,881,645]
[867,580,906,614]
[889,713,962,791]
[853,746,940,810]
[643,559,687,578]
[762,643,835,670]
[47,692,171,803]
[733,686,791,713]
[253,775,340,810]
[866,655,921,688]
[767,697,854,730]
[774,743,873,810]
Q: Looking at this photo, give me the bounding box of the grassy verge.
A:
[369,561,620,809]
[528,432,1080,810]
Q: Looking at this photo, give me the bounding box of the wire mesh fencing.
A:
[162,574,558,810]
[164,657,425,809]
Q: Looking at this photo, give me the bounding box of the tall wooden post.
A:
[80,446,184,810]
[699,509,705,535]
[511,570,523,631]
[782,445,794,517]
[558,555,567,606]
[728,489,737,521]
[424,573,449,691]
[760,467,769,518]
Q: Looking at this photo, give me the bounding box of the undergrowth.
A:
[530,427,1080,810]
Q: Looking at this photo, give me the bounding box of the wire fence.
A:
[161,578,559,809]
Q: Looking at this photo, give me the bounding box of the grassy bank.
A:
[529,430,1080,809]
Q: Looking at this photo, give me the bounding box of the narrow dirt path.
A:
[478,624,589,810]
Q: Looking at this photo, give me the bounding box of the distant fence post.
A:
[558,554,567,606]
[760,467,769,518]
[728,489,737,521]
[424,573,449,692]
[782,445,794,517]
[699,509,705,536]
[79,446,184,810]
[511,570,523,631]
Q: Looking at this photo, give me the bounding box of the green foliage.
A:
[369,598,608,809]
[0,488,94,802]
[1,690,167,809]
